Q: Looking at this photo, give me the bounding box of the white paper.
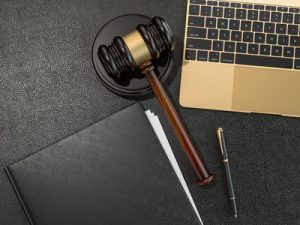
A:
[145,110,204,225]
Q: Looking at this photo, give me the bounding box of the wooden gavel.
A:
[98,17,213,185]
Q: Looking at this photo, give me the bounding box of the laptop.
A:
[180,0,300,117]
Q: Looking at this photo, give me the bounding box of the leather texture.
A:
[6,103,200,225]
[0,1,299,225]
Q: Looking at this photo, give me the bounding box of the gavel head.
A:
[98,17,175,79]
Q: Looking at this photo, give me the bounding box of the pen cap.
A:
[217,128,229,159]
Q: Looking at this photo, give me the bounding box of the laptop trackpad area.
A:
[232,66,300,116]
[180,61,235,110]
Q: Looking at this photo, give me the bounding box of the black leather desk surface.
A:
[0,1,299,225]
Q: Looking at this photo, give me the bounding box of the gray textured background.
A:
[0,0,299,225]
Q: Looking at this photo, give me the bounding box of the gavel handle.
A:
[144,69,213,185]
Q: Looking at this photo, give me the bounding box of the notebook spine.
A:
[5,167,35,225]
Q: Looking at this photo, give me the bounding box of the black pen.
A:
[217,128,237,218]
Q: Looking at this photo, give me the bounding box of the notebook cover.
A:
[5,103,200,225]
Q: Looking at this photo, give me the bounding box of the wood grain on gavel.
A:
[140,62,213,185]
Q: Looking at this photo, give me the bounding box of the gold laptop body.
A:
[180,0,300,117]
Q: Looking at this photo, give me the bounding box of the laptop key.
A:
[259,11,270,21]
[186,38,212,50]
[283,47,294,57]
[272,46,283,56]
[221,53,234,63]
[188,27,207,38]
[209,51,220,62]
[213,41,224,51]
[255,33,265,43]
[197,50,208,61]
[213,7,224,17]
[248,44,259,54]
[207,1,218,6]
[241,21,252,31]
[185,49,196,60]
[236,54,293,69]
[224,42,235,52]
[188,16,205,27]
[278,35,289,45]
[260,45,271,55]
[295,60,300,70]
[207,29,219,39]
[190,0,206,4]
[271,12,282,22]
[190,5,200,15]
[236,9,247,19]
[229,20,240,30]
[242,4,253,9]
[243,32,254,42]
[220,30,230,40]
[224,8,235,18]
[231,3,241,8]
[266,34,277,44]
[290,36,300,47]
[253,22,263,32]
[201,6,212,16]
[288,25,298,35]
[276,24,287,34]
[277,7,288,12]
[231,31,242,41]
[289,8,300,13]
[266,6,277,11]
[218,19,228,29]
[219,1,229,7]
[264,23,275,33]
[282,13,294,24]
[254,4,264,10]
[236,42,247,53]
[248,10,258,20]
[206,18,217,28]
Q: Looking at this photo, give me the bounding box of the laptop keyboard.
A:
[185,0,300,70]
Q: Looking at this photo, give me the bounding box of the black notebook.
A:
[5,103,201,225]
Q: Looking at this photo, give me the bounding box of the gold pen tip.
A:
[217,127,223,132]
